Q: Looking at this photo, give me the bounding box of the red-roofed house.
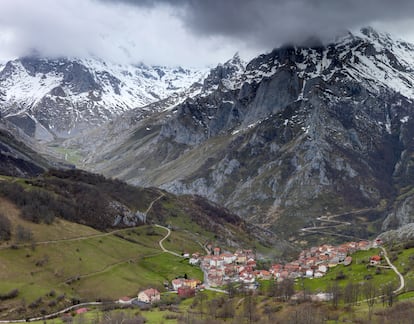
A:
[256,270,272,280]
[374,239,383,247]
[247,259,257,268]
[270,264,283,274]
[358,241,371,250]
[344,256,352,266]
[285,263,300,273]
[172,278,185,291]
[138,288,160,304]
[370,255,381,265]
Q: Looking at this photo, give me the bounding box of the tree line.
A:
[0,171,145,231]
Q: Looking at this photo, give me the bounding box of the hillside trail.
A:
[0,192,166,249]
[0,302,105,323]
[145,191,165,214]
[154,224,183,258]
[54,191,175,284]
[351,246,406,307]
[144,191,185,257]
[380,246,405,294]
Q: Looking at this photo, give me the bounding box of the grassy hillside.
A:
[0,170,276,320]
[0,214,203,320]
[3,233,414,323]
[0,169,262,244]
[298,248,399,293]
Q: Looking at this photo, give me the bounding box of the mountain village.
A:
[131,238,384,306]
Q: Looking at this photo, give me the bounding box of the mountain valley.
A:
[47,28,414,246]
[2,25,414,323]
[1,27,414,251]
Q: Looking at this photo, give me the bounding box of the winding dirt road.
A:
[154,224,183,258]
[145,192,165,214]
[380,246,405,294]
[300,208,375,240]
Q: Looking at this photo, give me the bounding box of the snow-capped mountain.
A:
[0,56,207,140]
[74,27,414,244]
[204,27,414,95]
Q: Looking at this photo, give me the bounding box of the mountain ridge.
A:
[67,27,414,244]
[0,56,207,140]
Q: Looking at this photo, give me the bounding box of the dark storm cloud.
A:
[1,0,414,66]
[100,0,414,46]
[0,0,243,66]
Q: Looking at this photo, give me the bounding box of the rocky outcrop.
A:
[383,196,414,229]
[379,223,414,243]
[0,120,54,177]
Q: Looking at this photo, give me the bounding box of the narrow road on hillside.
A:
[380,246,405,294]
[145,192,165,214]
[0,302,105,323]
[0,228,131,250]
[154,224,183,258]
[300,208,375,240]
[0,192,167,250]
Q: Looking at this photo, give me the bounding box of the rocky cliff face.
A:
[65,28,414,242]
[0,56,206,140]
[0,118,60,177]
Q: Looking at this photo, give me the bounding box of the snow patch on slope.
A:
[0,57,208,139]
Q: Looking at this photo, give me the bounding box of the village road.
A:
[155,224,183,258]
[0,302,105,323]
[380,246,405,294]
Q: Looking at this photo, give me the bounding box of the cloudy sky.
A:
[0,0,414,67]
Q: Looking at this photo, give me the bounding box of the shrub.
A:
[48,300,57,307]
[0,288,19,300]
[335,271,346,280]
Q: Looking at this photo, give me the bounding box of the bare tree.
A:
[226,282,237,298]
[279,279,295,301]
[362,281,377,321]
[98,311,146,324]
[243,291,258,324]
[0,212,11,241]
[193,291,207,319]
[286,303,324,324]
[218,297,235,320]
[327,281,341,308]
[344,282,359,306]
[381,282,396,308]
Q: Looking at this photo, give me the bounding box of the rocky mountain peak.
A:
[201,52,246,93]
[0,56,207,140]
